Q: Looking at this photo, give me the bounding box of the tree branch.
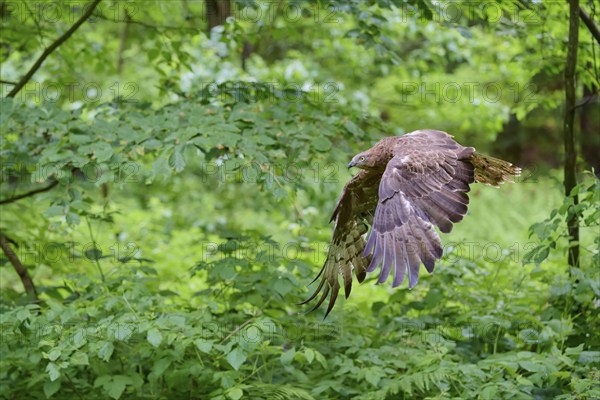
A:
[0,180,59,205]
[6,0,103,98]
[579,5,600,46]
[574,88,598,109]
[0,232,38,300]
[0,80,17,85]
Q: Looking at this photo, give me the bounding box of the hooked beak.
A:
[347,161,355,169]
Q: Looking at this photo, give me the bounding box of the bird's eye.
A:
[360,156,366,161]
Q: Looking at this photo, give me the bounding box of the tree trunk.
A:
[206,0,231,33]
[563,0,580,267]
[579,84,599,177]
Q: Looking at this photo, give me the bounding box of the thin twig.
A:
[220,317,256,344]
[7,0,103,98]
[63,373,85,400]
[219,297,274,344]
[85,216,105,282]
[573,90,598,110]
[23,0,47,47]
[0,180,59,205]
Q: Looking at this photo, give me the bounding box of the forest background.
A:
[0,1,599,399]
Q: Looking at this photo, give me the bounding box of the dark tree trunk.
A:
[579,84,600,177]
[206,0,231,33]
[117,10,131,74]
[242,41,254,71]
[494,113,523,164]
[563,0,580,267]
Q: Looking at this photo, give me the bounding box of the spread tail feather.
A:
[469,153,521,187]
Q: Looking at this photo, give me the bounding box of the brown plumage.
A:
[301,129,521,317]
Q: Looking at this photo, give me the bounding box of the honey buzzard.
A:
[302,129,521,316]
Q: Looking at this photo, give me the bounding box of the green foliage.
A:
[1,179,599,398]
[525,176,600,268]
[1,0,599,399]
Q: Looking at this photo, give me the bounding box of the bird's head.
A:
[347,151,375,170]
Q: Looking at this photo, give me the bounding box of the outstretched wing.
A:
[364,130,475,288]
[300,169,381,317]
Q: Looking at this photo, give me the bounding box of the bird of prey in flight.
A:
[302,129,521,316]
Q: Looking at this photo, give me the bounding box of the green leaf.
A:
[106,376,132,400]
[344,120,364,137]
[144,139,162,150]
[280,348,296,365]
[272,187,288,200]
[98,342,114,361]
[312,136,332,152]
[47,348,61,361]
[114,325,133,341]
[315,351,328,369]
[84,247,102,261]
[16,308,30,322]
[365,367,383,386]
[530,222,548,240]
[147,328,163,347]
[273,278,293,296]
[304,348,315,364]
[44,206,65,218]
[479,384,498,400]
[70,351,89,366]
[94,142,114,163]
[227,387,243,400]
[565,344,584,356]
[170,147,186,172]
[226,347,247,371]
[194,339,213,353]
[152,148,173,178]
[578,351,600,364]
[46,362,60,381]
[43,380,61,398]
[519,361,544,372]
[150,358,172,378]
[66,212,81,226]
[73,329,86,348]
[415,0,433,19]
[534,246,550,264]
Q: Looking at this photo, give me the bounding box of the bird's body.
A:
[302,129,521,316]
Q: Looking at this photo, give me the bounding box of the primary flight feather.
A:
[301,129,521,317]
